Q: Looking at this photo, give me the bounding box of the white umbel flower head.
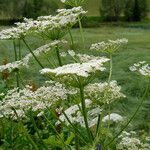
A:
[40,57,109,78]
[130,61,150,77]
[102,113,123,123]
[0,81,71,119]
[90,38,128,54]
[85,80,126,105]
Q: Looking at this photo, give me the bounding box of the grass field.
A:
[0,25,150,131]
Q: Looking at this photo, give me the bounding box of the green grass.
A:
[0,25,150,130]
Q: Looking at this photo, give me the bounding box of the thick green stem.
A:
[68,28,74,49]
[22,38,44,68]
[75,127,80,150]
[79,84,93,143]
[56,45,62,66]
[43,115,69,150]
[104,79,150,148]
[107,54,113,130]
[62,110,87,144]
[108,54,113,83]
[12,108,39,150]
[18,39,21,60]
[78,16,85,48]
[13,40,20,88]
[30,112,48,150]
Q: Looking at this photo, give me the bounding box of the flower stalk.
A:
[104,78,150,148]
[22,38,44,68]
[78,80,93,143]
[13,40,20,88]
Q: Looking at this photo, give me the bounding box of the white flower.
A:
[57,99,102,128]
[68,50,76,57]
[90,38,128,54]
[0,60,28,73]
[0,40,67,73]
[117,131,150,150]
[130,61,150,77]
[102,113,123,123]
[0,81,71,119]
[85,80,126,105]
[40,57,109,78]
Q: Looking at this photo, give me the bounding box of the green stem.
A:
[68,28,74,49]
[107,54,113,130]
[79,82,93,143]
[56,45,62,66]
[12,108,39,150]
[108,54,112,83]
[22,38,44,68]
[62,111,87,144]
[104,79,150,148]
[75,127,80,150]
[30,112,48,150]
[43,115,69,150]
[13,40,20,88]
[78,16,85,48]
[18,39,21,60]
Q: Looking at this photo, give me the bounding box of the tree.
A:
[100,0,125,21]
[124,0,148,21]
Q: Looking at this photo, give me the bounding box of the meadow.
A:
[0,25,149,129]
[0,4,150,149]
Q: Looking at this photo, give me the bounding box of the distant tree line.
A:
[0,0,149,22]
[0,0,59,19]
[100,0,148,21]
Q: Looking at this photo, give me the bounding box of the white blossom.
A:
[0,81,71,119]
[85,80,126,105]
[0,60,28,73]
[57,99,102,128]
[40,57,109,78]
[117,131,150,150]
[102,113,123,123]
[90,38,128,54]
[130,61,150,77]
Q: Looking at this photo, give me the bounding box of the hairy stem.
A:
[56,45,62,66]
[68,28,74,49]
[107,54,113,130]
[104,79,150,148]
[22,38,44,68]
[78,16,85,48]
[12,108,39,150]
[79,81,93,143]
[30,112,48,150]
[13,40,20,88]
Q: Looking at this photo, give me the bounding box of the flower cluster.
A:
[0,60,28,73]
[0,40,67,73]
[90,38,128,54]
[129,61,150,77]
[85,80,126,105]
[40,57,109,79]
[117,131,150,150]
[57,99,102,128]
[0,81,70,119]
[102,113,123,123]
[0,7,86,40]
[61,50,107,63]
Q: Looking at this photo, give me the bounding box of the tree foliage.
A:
[0,0,59,19]
[100,0,148,21]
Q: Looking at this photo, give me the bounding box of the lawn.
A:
[0,25,150,149]
[0,25,150,130]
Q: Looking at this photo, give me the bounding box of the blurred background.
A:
[0,0,150,25]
